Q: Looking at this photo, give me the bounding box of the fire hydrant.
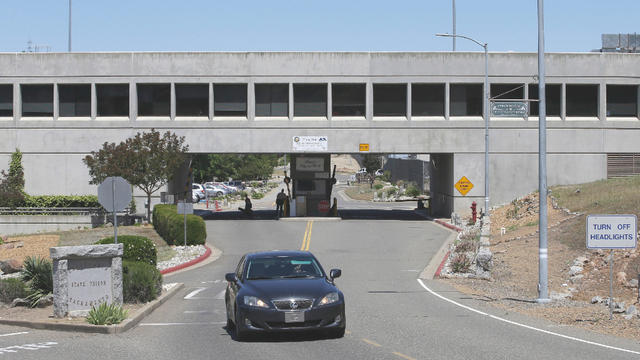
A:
[471,201,477,224]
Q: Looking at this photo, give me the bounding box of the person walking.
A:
[238,194,253,216]
[276,189,286,218]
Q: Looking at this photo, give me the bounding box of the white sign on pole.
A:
[586,214,637,249]
[292,136,328,152]
[177,202,194,215]
[98,177,131,212]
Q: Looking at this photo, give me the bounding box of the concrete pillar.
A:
[444,82,450,120]
[561,83,566,121]
[327,82,332,121]
[599,82,606,121]
[53,83,59,120]
[14,83,20,123]
[170,83,176,121]
[91,83,97,120]
[130,82,136,121]
[209,83,214,120]
[288,83,294,120]
[366,82,373,121]
[248,82,255,121]
[524,83,529,121]
[637,85,640,119]
[407,83,412,120]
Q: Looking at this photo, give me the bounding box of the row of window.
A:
[0,83,638,118]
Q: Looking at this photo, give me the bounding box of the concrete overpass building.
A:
[1,52,639,216]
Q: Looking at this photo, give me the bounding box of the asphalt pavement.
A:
[3,197,640,359]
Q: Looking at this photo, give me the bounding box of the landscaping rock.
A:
[550,291,572,300]
[0,259,22,274]
[36,294,54,308]
[616,271,627,285]
[476,247,493,271]
[625,305,637,316]
[568,266,583,276]
[10,298,29,307]
[626,279,639,288]
[591,296,603,304]
[573,256,588,266]
[624,314,634,320]
[613,301,626,313]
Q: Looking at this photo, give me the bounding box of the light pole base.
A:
[536,297,552,304]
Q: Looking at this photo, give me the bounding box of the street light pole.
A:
[436,33,490,219]
[537,0,551,303]
[452,0,456,51]
[68,0,72,52]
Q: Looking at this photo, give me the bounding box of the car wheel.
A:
[234,309,248,341]
[217,191,223,197]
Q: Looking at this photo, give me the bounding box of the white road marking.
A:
[184,310,213,314]
[139,322,226,326]
[0,342,57,354]
[417,279,640,356]
[0,332,28,337]
[201,280,221,284]
[401,270,420,272]
[184,287,207,300]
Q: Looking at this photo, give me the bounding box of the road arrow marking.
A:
[184,287,207,299]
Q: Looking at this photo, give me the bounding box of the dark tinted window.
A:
[528,84,561,116]
[566,84,598,117]
[59,84,90,117]
[214,84,247,116]
[294,84,327,117]
[255,84,288,117]
[491,84,524,99]
[332,84,365,116]
[246,256,323,280]
[97,84,129,116]
[21,84,53,117]
[607,85,637,117]
[137,84,170,116]
[374,84,406,116]
[0,85,12,117]
[176,84,208,116]
[450,84,482,116]
[412,84,444,116]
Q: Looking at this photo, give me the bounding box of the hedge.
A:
[122,260,162,303]
[152,204,206,246]
[0,278,27,304]
[23,195,101,208]
[96,235,157,266]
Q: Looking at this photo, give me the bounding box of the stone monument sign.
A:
[50,244,123,318]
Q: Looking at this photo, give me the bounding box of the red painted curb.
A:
[434,219,463,233]
[434,250,451,278]
[160,245,212,275]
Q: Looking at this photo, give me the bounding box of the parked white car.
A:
[192,183,206,200]
[204,183,227,197]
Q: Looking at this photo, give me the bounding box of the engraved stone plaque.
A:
[67,258,113,311]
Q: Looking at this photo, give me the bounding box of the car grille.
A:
[266,320,322,329]
[272,299,313,310]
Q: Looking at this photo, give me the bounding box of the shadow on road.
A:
[224,326,341,343]
[196,209,429,221]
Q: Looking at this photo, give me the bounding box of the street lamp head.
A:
[435,33,452,37]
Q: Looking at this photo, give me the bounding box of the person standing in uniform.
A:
[276,189,286,218]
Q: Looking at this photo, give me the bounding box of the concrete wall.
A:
[429,154,454,217]
[1,52,639,216]
[0,215,95,235]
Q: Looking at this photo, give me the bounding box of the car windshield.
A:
[245,256,324,280]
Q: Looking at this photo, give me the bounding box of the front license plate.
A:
[284,311,304,323]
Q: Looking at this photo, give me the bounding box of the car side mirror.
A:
[225,273,238,283]
[329,269,341,280]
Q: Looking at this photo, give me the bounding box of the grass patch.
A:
[550,175,640,250]
[525,220,539,227]
[344,180,386,201]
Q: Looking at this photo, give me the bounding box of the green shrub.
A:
[374,184,383,190]
[21,256,53,294]
[405,184,420,198]
[23,195,101,208]
[251,191,264,199]
[0,278,27,303]
[454,239,478,253]
[451,253,472,273]
[152,204,206,246]
[96,235,157,266]
[387,188,397,196]
[122,260,162,303]
[86,302,128,325]
[381,170,392,182]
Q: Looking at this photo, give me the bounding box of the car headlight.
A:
[244,296,269,308]
[318,292,339,306]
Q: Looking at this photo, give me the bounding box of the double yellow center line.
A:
[300,220,313,251]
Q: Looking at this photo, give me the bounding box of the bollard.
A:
[471,201,477,224]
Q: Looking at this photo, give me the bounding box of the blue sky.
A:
[2,0,638,53]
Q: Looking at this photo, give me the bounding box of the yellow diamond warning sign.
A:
[455,176,474,196]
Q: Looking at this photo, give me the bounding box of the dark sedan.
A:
[225,251,345,340]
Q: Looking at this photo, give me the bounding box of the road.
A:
[2,204,640,359]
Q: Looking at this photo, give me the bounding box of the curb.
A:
[433,251,451,278]
[433,219,463,232]
[0,283,185,334]
[160,245,212,275]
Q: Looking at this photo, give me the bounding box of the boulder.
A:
[626,305,637,316]
[10,298,29,308]
[613,301,626,313]
[0,259,22,274]
[36,294,54,308]
[476,247,493,272]
[627,279,639,288]
[591,296,603,304]
[616,272,627,285]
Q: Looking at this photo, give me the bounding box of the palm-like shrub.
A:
[86,302,128,325]
[21,256,53,293]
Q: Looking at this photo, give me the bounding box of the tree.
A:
[83,129,189,221]
[362,154,382,175]
[191,154,278,182]
[0,149,26,208]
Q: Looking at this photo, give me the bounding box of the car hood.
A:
[243,278,338,301]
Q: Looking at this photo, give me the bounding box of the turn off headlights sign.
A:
[586,215,637,249]
[292,136,328,152]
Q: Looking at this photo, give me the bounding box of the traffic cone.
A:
[215,200,222,212]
